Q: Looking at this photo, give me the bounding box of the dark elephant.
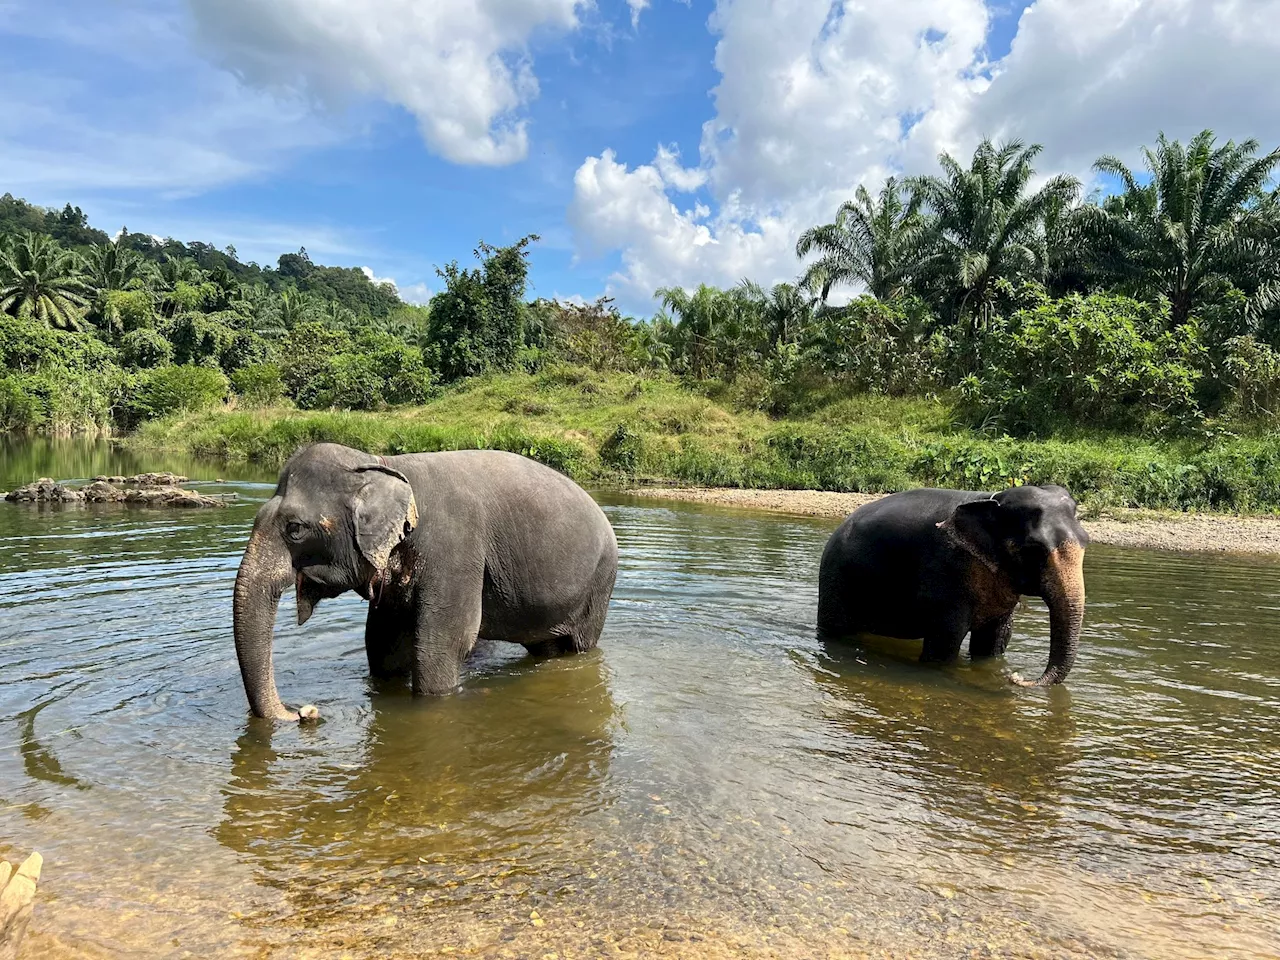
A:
[233,443,619,720]
[817,484,1088,686]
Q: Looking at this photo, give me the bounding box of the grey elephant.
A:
[233,443,619,720]
[817,484,1088,686]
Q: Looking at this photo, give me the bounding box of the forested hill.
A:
[0,193,403,319]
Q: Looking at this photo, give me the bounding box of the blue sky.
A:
[1,0,1273,315]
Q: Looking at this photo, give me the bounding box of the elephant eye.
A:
[285,520,308,543]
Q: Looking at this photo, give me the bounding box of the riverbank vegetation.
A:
[6,129,1280,510]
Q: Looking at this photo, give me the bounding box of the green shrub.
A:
[221,331,274,373]
[961,293,1204,434]
[798,297,947,397]
[0,314,117,374]
[599,421,645,474]
[231,363,286,406]
[0,376,40,430]
[166,312,235,366]
[0,369,123,431]
[119,328,173,369]
[357,333,437,405]
[99,288,156,333]
[124,364,228,425]
[1221,336,1280,422]
[279,321,352,399]
[299,353,383,411]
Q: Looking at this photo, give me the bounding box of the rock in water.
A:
[5,478,233,508]
[126,472,189,486]
[3,479,82,503]
[81,480,123,503]
[0,851,42,960]
[122,486,232,508]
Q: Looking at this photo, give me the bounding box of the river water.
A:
[1,439,1277,959]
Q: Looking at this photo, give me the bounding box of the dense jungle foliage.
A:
[5,129,1280,507]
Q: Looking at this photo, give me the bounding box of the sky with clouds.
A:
[2,0,1278,313]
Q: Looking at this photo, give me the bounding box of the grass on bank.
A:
[131,365,1280,513]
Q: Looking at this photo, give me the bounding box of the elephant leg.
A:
[920,614,968,664]
[526,555,615,658]
[969,613,1014,659]
[412,579,483,696]
[365,604,414,679]
[525,636,577,658]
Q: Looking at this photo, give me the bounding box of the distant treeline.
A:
[2,127,1280,440]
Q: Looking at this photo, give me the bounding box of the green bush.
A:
[0,369,123,431]
[599,421,645,474]
[124,364,228,425]
[299,353,383,410]
[231,363,286,406]
[279,321,352,398]
[165,312,235,366]
[1221,336,1280,422]
[961,293,1204,435]
[98,288,156,334]
[357,333,437,405]
[119,328,173,369]
[0,376,40,430]
[221,331,274,373]
[0,314,117,374]
[797,297,946,397]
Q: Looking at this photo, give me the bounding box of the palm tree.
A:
[738,280,814,346]
[0,232,91,330]
[158,255,205,289]
[908,139,1080,326]
[656,284,753,378]
[230,282,285,338]
[1082,130,1280,327]
[628,317,674,370]
[86,239,149,293]
[320,298,356,330]
[796,177,924,301]
[278,289,319,329]
[85,239,152,335]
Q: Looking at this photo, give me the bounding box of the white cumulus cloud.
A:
[361,266,397,289]
[185,0,587,166]
[569,148,797,297]
[570,0,1280,305]
[398,282,433,306]
[964,0,1280,173]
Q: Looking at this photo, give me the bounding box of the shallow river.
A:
[1,439,1278,959]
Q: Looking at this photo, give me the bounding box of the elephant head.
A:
[232,443,419,720]
[939,484,1088,687]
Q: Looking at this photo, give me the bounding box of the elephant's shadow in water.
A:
[213,649,619,925]
[802,632,1080,852]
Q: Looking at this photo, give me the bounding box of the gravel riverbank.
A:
[628,487,1280,556]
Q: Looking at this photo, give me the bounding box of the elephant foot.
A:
[920,633,964,664]
[0,851,43,960]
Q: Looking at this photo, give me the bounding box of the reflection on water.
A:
[1,439,1278,958]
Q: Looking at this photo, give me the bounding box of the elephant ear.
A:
[351,464,419,574]
[938,498,1006,569]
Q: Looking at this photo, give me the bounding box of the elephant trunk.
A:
[233,508,299,721]
[1018,542,1086,687]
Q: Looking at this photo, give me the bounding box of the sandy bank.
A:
[628,487,1280,556]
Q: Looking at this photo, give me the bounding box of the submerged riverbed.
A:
[1,440,1278,958]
